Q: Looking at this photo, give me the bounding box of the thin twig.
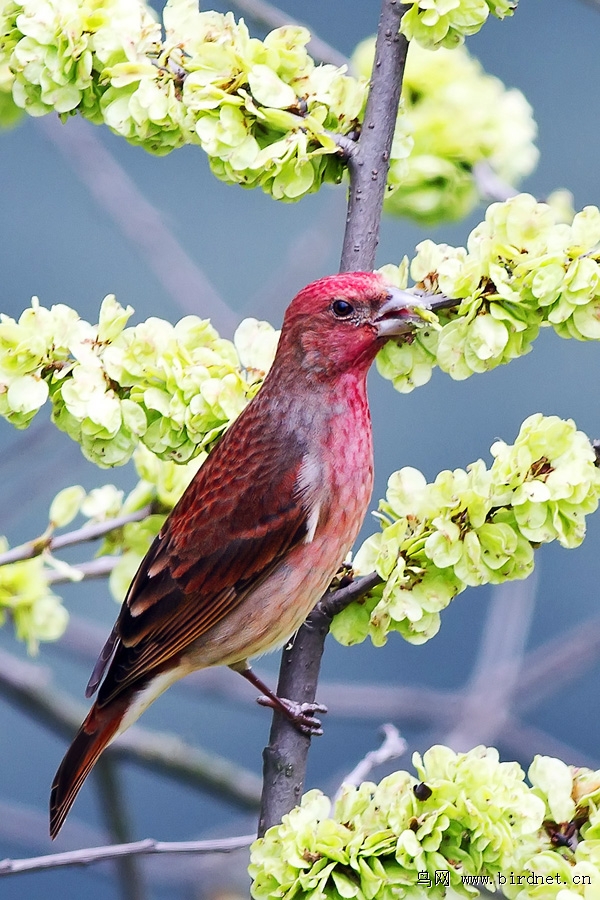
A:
[472,161,519,202]
[229,0,350,68]
[502,717,599,771]
[4,712,597,879]
[0,833,255,876]
[259,0,409,837]
[246,191,345,319]
[335,724,407,798]
[320,571,382,618]
[331,133,360,159]
[516,613,600,714]
[46,556,120,584]
[0,505,153,567]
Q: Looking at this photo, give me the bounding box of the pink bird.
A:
[49,271,428,838]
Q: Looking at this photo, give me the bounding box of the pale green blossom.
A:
[334,415,600,648]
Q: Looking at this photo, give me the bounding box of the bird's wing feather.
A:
[91,419,317,707]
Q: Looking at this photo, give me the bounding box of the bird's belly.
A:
[185,407,374,671]
[184,516,361,669]
[184,560,327,668]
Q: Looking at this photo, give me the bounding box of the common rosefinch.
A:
[50,271,429,838]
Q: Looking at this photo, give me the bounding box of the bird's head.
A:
[277,271,432,379]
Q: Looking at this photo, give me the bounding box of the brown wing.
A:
[89,411,313,708]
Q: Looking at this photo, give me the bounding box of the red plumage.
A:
[49,272,425,838]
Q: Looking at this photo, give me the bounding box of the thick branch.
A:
[257,601,332,836]
[340,2,409,272]
[258,571,385,834]
[0,834,255,877]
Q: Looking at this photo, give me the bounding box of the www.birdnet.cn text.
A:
[416,871,591,888]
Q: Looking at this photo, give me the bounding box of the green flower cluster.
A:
[0,485,89,651]
[2,0,160,122]
[173,5,365,198]
[506,757,600,900]
[353,41,537,226]
[251,751,600,900]
[0,0,521,200]
[400,0,517,50]
[0,0,367,197]
[331,414,600,647]
[0,445,209,647]
[0,539,67,653]
[0,294,276,467]
[377,195,600,393]
[250,745,545,900]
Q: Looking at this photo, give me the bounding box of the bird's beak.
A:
[375,286,440,338]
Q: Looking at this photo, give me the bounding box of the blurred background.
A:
[1,1,600,897]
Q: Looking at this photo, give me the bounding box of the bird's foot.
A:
[257,695,327,736]
[232,662,327,735]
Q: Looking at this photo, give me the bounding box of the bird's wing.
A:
[90,421,319,707]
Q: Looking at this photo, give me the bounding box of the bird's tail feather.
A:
[49,699,127,839]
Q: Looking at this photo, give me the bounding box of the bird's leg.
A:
[229,661,327,736]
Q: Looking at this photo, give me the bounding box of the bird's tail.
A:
[49,698,127,839]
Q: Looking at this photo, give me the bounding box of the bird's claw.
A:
[257,696,327,736]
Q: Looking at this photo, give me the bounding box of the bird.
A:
[49,271,430,838]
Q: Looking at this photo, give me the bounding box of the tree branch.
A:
[259,0,409,836]
[45,556,121,584]
[335,724,407,796]
[340,2,409,272]
[62,592,600,732]
[502,716,599,771]
[320,571,382,617]
[0,505,154,567]
[443,576,537,752]
[59,611,458,725]
[0,833,255,877]
[472,161,519,202]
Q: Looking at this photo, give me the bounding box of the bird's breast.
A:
[184,373,375,669]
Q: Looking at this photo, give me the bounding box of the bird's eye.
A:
[331,298,355,318]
